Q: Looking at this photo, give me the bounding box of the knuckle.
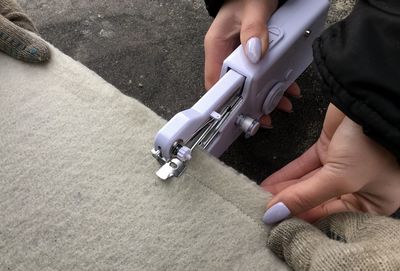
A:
[204,73,217,90]
[204,30,215,47]
[241,21,266,37]
[323,164,359,193]
[289,192,315,214]
[204,24,222,46]
[337,178,362,195]
[320,203,334,219]
[204,22,230,44]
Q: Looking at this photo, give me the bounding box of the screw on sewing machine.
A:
[236,115,260,138]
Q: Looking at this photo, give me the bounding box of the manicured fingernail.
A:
[246,37,262,63]
[280,107,293,113]
[259,115,272,129]
[261,124,273,129]
[262,202,291,224]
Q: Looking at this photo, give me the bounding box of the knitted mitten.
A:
[0,0,49,62]
[267,212,400,270]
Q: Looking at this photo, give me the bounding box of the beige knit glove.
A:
[267,212,400,270]
[0,0,50,62]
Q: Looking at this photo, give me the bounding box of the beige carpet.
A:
[0,45,288,270]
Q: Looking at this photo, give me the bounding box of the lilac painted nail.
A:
[262,202,291,224]
[246,37,262,63]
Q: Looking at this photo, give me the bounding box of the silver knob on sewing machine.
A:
[177,146,192,161]
[236,115,260,138]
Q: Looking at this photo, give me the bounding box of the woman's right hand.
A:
[204,0,300,127]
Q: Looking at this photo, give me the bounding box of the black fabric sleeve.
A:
[204,0,288,17]
[313,0,400,159]
[204,0,223,17]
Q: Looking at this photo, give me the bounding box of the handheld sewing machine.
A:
[152,0,330,180]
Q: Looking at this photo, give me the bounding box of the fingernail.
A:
[246,37,262,63]
[259,115,272,129]
[261,124,273,129]
[280,107,293,113]
[262,202,291,224]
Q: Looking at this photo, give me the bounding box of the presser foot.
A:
[151,90,245,181]
[151,148,186,180]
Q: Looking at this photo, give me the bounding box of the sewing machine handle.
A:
[205,0,330,157]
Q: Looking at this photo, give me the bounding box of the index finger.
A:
[204,3,241,90]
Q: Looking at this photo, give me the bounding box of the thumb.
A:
[204,1,242,90]
[0,14,50,62]
[0,0,38,33]
[262,167,356,224]
[240,0,278,63]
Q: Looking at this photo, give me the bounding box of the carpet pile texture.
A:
[0,45,288,270]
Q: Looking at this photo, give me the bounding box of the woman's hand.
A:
[261,104,400,224]
[204,0,299,127]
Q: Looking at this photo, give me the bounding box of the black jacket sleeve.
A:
[313,0,400,159]
[204,0,223,17]
[204,0,288,17]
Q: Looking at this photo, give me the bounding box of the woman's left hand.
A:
[261,104,400,224]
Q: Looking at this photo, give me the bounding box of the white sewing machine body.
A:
[152,0,330,180]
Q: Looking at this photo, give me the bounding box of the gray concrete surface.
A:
[20,0,354,183]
